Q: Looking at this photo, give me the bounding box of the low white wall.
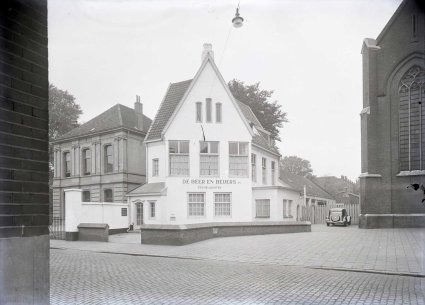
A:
[81,202,129,229]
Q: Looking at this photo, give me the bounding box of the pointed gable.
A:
[145,79,192,142]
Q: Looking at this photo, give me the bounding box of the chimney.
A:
[201,43,214,62]
[134,95,144,131]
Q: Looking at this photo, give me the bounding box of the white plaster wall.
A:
[81,202,129,229]
[146,141,166,182]
[251,146,280,187]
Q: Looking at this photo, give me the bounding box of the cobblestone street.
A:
[51,248,425,305]
[50,225,425,304]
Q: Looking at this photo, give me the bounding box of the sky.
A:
[48,0,403,181]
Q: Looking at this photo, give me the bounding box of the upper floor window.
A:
[169,140,189,176]
[196,102,202,122]
[229,142,249,177]
[398,66,425,171]
[200,141,219,176]
[271,161,275,185]
[104,145,113,173]
[152,158,159,177]
[262,157,267,184]
[206,98,212,122]
[251,154,257,182]
[63,152,71,177]
[82,148,91,175]
[104,188,113,202]
[216,103,222,123]
[82,190,90,202]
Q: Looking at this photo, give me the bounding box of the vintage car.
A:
[326,208,351,226]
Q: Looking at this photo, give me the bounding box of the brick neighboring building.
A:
[313,176,360,205]
[0,0,50,303]
[51,101,151,218]
[360,0,425,228]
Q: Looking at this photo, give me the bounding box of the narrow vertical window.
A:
[251,154,257,182]
[271,161,275,185]
[196,102,202,122]
[399,66,425,171]
[262,157,267,184]
[216,103,222,123]
[152,158,159,176]
[64,152,71,177]
[206,98,212,122]
[104,145,113,173]
[283,199,287,217]
[412,15,417,38]
[150,201,156,218]
[200,141,219,176]
[288,200,293,217]
[82,148,91,175]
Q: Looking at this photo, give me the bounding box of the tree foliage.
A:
[49,84,82,142]
[228,79,287,141]
[280,155,313,177]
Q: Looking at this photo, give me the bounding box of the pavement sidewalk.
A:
[51,225,425,277]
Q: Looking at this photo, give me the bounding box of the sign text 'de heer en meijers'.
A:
[182,179,241,190]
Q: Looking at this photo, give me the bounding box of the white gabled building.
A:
[127,44,333,227]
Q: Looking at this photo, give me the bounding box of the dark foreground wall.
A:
[0,0,49,303]
[141,222,311,245]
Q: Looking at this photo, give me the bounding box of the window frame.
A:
[82,190,91,202]
[228,142,249,177]
[149,201,156,219]
[256,199,270,218]
[152,158,159,177]
[214,192,232,217]
[104,144,113,173]
[271,161,275,185]
[206,98,212,123]
[82,148,91,175]
[103,188,113,202]
[196,102,202,122]
[215,102,222,123]
[251,153,257,182]
[63,151,71,178]
[169,140,190,176]
[262,157,267,184]
[187,192,206,217]
[199,141,219,176]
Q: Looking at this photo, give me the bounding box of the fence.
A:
[300,203,360,225]
[49,217,65,239]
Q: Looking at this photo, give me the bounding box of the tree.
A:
[48,84,82,183]
[228,79,287,141]
[49,84,82,142]
[280,156,313,177]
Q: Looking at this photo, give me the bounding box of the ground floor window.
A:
[283,199,293,218]
[149,201,156,218]
[256,199,270,218]
[188,193,205,216]
[214,193,231,216]
[136,202,143,225]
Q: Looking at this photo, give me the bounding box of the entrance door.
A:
[136,202,143,226]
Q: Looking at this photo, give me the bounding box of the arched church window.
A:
[399,66,425,171]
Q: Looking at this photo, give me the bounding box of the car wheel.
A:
[326,223,330,227]
[343,221,347,227]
